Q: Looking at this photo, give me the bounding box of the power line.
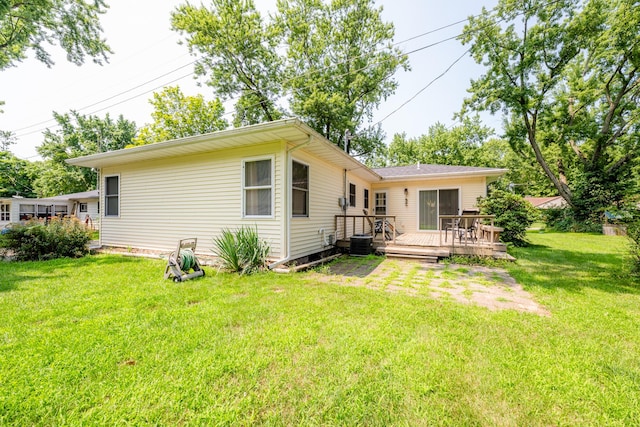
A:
[372,49,471,127]
[12,61,197,135]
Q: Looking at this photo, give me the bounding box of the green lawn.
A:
[1,232,638,425]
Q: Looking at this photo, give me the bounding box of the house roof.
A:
[524,196,565,208]
[50,190,99,200]
[373,164,507,181]
[67,119,381,182]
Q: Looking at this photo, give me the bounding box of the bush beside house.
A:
[0,218,92,261]
[478,190,537,246]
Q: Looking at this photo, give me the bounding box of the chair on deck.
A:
[457,209,479,243]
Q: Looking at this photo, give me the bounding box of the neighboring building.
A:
[524,196,567,209]
[68,119,506,264]
[0,190,99,229]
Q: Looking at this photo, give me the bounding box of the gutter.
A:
[268,134,314,270]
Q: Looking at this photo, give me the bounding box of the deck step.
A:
[378,245,450,258]
[384,253,439,263]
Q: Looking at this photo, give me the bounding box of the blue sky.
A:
[0,0,499,160]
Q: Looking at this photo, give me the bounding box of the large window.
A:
[105,175,120,217]
[19,204,35,221]
[54,205,68,217]
[292,160,309,217]
[0,203,9,221]
[364,189,369,210]
[349,183,356,208]
[244,158,272,217]
[374,192,386,215]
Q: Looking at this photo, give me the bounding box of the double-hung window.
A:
[105,175,120,217]
[244,158,273,217]
[292,160,309,217]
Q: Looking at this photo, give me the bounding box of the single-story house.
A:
[524,196,567,209]
[67,119,506,265]
[0,190,99,229]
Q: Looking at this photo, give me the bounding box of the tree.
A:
[132,86,228,145]
[171,0,408,154]
[36,110,136,196]
[172,0,283,126]
[383,117,493,167]
[0,0,111,71]
[460,0,640,220]
[277,0,409,151]
[0,151,36,197]
[0,130,16,151]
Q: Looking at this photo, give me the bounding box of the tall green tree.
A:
[0,151,36,197]
[0,0,111,70]
[36,110,136,196]
[171,0,408,154]
[277,0,409,150]
[132,86,228,145]
[460,0,640,219]
[172,0,283,126]
[384,117,493,167]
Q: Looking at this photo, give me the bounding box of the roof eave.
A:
[379,169,508,181]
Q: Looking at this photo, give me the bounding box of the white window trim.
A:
[0,202,10,221]
[104,174,120,218]
[291,158,310,218]
[415,187,462,232]
[349,182,357,208]
[374,191,387,216]
[242,155,275,219]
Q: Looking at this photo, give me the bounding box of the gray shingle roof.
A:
[373,164,506,178]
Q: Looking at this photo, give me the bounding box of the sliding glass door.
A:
[418,189,459,230]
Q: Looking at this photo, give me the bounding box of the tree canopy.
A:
[0,151,36,197]
[171,0,408,154]
[0,0,111,71]
[132,86,228,145]
[35,110,136,196]
[460,0,640,218]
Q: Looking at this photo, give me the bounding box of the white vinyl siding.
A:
[288,150,355,259]
[371,176,487,233]
[99,142,284,258]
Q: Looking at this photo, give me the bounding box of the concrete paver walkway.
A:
[308,257,549,316]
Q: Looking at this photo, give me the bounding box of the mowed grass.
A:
[1,232,639,425]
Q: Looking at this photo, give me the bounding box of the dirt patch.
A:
[308,257,550,316]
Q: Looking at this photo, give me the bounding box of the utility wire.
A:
[372,49,471,127]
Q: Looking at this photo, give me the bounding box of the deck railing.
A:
[334,214,397,243]
[439,214,499,247]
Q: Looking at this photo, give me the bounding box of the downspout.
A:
[268,134,314,269]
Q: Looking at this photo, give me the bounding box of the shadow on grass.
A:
[508,240,639,295]
[0,254,141,292]
[321,255,385,278]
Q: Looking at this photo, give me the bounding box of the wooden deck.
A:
[338,232,509,262]
[335,214,512,262]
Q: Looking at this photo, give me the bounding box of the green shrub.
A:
[477,190,538,246]
[625,211,640,276]
[213,226,270,275]
[1,218,92,261]
[542,207,601,232]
